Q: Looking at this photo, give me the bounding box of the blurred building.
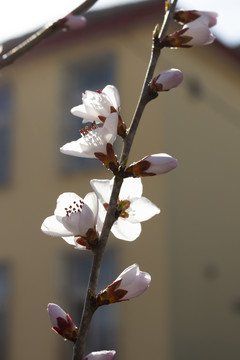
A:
[1,1,240,360]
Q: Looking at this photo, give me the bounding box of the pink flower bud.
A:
[150,69,183,92]
[174,10,218,28]
[65,14,87,30]
[47,303,78,342]
[97,264,151,304]
[193,11,218,28]
[163,17,215,48]
[182,18,215,46]
[125,153,178,177]
[83,351,116,360]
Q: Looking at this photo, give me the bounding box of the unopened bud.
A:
[83,351,116,360]
[125,153,178,177]
[47,303,78,342]
[163,18,215,48]
[150,69,183,92]
[174,10,218,28]
[58,14,87,30]
[97,264,151,305]
[65,14,87,29]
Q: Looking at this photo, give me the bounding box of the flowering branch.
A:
[0,0,99,70]
[72,2,178,360]
[41,1,217,359]
[120,0,178,165]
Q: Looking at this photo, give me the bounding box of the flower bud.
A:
[83,351,116,360]
[65,14,87,30]
[150,69,183,92]
[125,153,178,177]
[163,18,215,48]
[97,264,151,305]
[174,10,218,28]
[47,303,78,342]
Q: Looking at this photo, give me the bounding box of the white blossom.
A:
[71,85,120,124]
[90,177,160,241]
[60,112,118,159]
[41,192,101,249]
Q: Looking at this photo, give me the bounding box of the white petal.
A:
[62,235,77,245]
[116,264,138,285]
[90,178,113,204]
[60,137,96,158]
[119,177,143,200]
[60,113,118,159]
[102,85,120,111]
[54,193,84,220]
[122,270,151,300]
[129,197,160,223]
[84,192,98,222]
[41,215,73,237]
[111,218,141,241]
[101,112,118,144]
[47,303,67,327]
[84,350,116,360]
[71,104,99,122]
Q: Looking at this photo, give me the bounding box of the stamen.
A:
[79,121,97,137]
[65,199,84,217]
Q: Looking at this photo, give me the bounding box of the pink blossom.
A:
[125,153,178,177]
[97,264,151,304]
[174,10,218,28]
[150,69,183,91]
[83,351,116,360]
[182,18,215,46]
[65,15,87,30]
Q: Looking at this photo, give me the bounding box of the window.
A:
[59,53,116,173]
[0,264,11,360]
[0,84,12,185]
[59,249,119,358]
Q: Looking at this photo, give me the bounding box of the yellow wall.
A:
[1,5,240,360]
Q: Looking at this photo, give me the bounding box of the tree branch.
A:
[72,1,178,359]
[0,0,99,69]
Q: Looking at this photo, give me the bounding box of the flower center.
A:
[64,199,84,217]
[79,121,97,136]
[104,199,131,219]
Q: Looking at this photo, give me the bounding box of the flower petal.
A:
[41,215,73,237]
[84,192,98,222]
[90,178,113,204]
[119,178,143,200]
[129,197,160,223]
[54,193,84,220]
[122,269,151,299]
[83,350,116,360]
[102,85,120,111]
[111,218,141,241]
[60,112,118,158]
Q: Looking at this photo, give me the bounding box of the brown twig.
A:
[72,1,178,359]
[0,0,99,69]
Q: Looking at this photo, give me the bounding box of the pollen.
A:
[65,199,84,216]
[79,121,97,137]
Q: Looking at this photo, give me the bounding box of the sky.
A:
[0,0,239,48]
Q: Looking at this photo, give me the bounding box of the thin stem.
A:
[73,1,178,359]
[0,0,99,69]
[120,0,178,165]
